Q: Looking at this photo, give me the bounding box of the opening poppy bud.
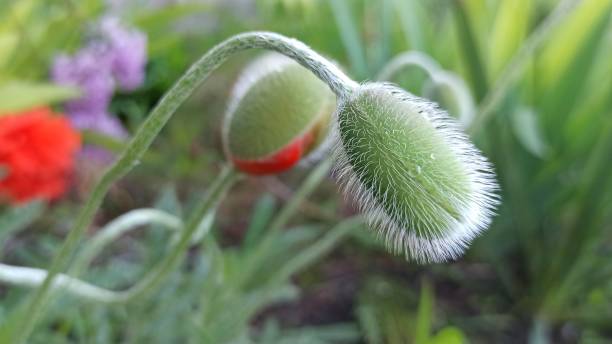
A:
[333,83,499,263]
[222,53,335,175]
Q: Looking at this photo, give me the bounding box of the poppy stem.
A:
[11,32,354,343]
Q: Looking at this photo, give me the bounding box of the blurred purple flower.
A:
[71,111,128,164]
[51,16,147,143]
[51,46,115,114]
[99,17,148,91]
[69,111,128,139]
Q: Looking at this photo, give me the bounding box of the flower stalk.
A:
[10,29,500,341]
[376,51,476,126]
[11,32,356,343]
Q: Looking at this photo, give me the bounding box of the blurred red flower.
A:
[0,107,81,204]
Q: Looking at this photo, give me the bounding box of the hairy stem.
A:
[376,51,476,126]
[71,208,182,276]
[108,165,239,303]
[12,31,354,343]
[0,264,120,303]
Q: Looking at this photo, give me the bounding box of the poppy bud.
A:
[222,53,335,175]
[333,83,499,263]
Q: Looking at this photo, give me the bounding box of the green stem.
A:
[109,165,239,303]
[12,31,354,344]
[70,208,182,277]
[376,51,476,126]
[0,170,235,305]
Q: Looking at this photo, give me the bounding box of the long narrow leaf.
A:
[451,0,488,100]
[329,0,368,78]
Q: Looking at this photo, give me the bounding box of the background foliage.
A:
[1,0,612,343]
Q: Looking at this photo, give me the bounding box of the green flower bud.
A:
[223,53,335,175]
[333,83,499,263]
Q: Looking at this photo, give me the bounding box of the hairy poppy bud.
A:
[223,53,335,175]
[333,83,498,263]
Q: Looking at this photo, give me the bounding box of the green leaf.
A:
[0,33,18,70]
[0,201,45,249]
[356,304,383,344]
[243,193,277,248]
[329,0,369,78]
[451,1,489,100]
[393,0,425,51]
[0,0,37,32]
[539,4,612,131]
[271,216,363,283]
[538,0,612,90]
[427,327,468,344]
[370,0,393,71]
[133,3,210,32]
[81,131,126,154]
[415,279,434,344]
[0,81,80,114]
[488,0,532,79]
[511,107,549,157]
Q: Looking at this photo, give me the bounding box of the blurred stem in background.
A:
[102,165,238,303]
[1,166,238,340]
[0,209,184,303]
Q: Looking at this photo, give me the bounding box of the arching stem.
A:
[12,31,356,343]
[376,51,476,126]
[0,263,121,303]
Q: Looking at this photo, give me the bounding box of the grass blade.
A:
[329,0,368,78]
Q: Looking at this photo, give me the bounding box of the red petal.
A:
[231,130,315,175]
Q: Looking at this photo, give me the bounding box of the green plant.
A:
[0,29,500,342]
[357,278,467,344]
[0,180,363,343]
[4,0,610,341]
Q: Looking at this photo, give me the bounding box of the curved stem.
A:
[0,264,120,303]
[13,31,349,343]
[376,51,441,81]
[0,167,237,305]
[108,165,239,303]
[0,210,180,304]
[70,208,183,277]
[376,51,476,126]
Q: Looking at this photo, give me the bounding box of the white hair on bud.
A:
[332,83,499,263]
